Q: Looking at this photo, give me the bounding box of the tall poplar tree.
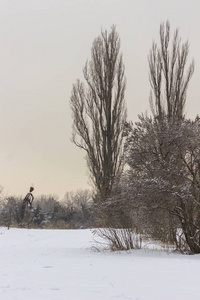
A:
[70,26,126,201]
[148,21,194,121]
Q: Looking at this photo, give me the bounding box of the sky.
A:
[0,0,200,199]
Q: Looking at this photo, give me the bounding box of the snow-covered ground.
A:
[0,228,200,300]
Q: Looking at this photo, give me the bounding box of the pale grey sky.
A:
[0,0,200,198]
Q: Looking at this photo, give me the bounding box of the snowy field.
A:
[0,228,200,300]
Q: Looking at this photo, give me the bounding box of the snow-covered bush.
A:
[123,116,200,253]
[93,228,142,251]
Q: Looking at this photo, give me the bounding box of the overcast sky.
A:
[1,0,200,199]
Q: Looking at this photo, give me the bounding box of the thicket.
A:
[0,190,93,229]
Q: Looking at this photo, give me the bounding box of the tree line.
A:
[0,190,93,229]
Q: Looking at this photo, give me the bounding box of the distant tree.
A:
[70,25,127,201]
[0,196,22,228]
[0,197,16,229]
[64,189,93,228]
[148,21,194,121]
[31,203,45,227]
[64,189,92,210]
[37,195,59,215]
[35,195,63,226]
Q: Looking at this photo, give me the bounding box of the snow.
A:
[0,228,200,300]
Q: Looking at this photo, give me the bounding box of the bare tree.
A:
[124,115,200,253]
[148,20,194,121]
[70,26,127,201]
[64,189,92,210]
